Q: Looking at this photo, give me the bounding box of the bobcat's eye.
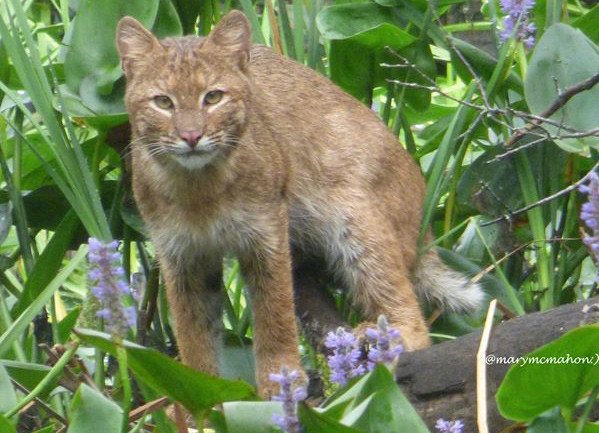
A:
[204,90,223,105]
[153,95,174,110]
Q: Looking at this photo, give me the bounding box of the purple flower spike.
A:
[88,238,137,337]
[365,315,404,371]
[499,0,536,48]
[269,367,306,433]
[435,419,464,433]
[325,327,366,386]
[580,172,599,279]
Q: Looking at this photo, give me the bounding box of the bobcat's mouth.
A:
[171,145,219,170]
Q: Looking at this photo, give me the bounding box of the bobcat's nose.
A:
[179,131,203,147]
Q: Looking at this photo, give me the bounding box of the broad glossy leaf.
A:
[317,3,428,107]
[220,344,255,386]
[153,0,183,39]
[1,360,52,396]
[299,404,363,433]
[63,0,159,114]
[451,38,523,94]
[171,0,201,34]
[0,415,16,433]
[527,408,568,433]
[58,307,82,343]
[0,364,17,413]
[222,401,281,433]
[572,5,599,43]
[81,114,129,131]
[456,142,566,216]
[67,384,123,433]
[321,365,429,432]
[525,23,599,153]
[496,325,599,420]
[75,328,257,418]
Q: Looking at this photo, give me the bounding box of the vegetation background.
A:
[1,0,599,431]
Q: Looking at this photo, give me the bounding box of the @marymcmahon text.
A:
[486,353,599,367]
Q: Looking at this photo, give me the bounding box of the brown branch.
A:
[506,71,599,146]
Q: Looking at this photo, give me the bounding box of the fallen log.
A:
[396,296,599,431]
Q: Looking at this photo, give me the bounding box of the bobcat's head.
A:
[116,11,252,170]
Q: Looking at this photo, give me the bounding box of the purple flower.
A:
[88,238,136,337]
[580,172,599,277]
[499,0,536,48]
[365,315,404,371]
[325,327,366,386]
[435,419,464,433]
[269,367,306,433]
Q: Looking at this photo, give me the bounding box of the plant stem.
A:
[575,384,599,433]
[6,340,79,418]
[116,339,132,433]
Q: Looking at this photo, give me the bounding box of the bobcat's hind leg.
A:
[328,215,431,351]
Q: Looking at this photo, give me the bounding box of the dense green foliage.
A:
[1,0,599,431]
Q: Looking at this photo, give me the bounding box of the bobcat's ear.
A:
[204,11,251,70]
[116,16,162,78]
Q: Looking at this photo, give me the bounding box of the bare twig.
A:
[506,71,599,146]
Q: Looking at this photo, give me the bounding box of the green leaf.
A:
[568,422,599,433]
[572,5,599,43]
[171,0,200,34]
[222,401,281,433]
[12,210,80,317]
[317,3,418,104]
[527,408,569,433]
[0,247,87,358]
[32,426,54,433]
[67,384,123,433]
[0,364,17,413]
[299,404,363,433]
[496,325,599,421]
[1,360,52,396]
[0,414,17,433]
[63,0,159,113]
[220,344,256,386]
[451,38,523,94]
[209,409,229,433]
[152,0,183,39]
[58,307,82,344]
[75,328,257,419]
[456,142,566,216]
[525,23,599,153]
[321,365,429,432]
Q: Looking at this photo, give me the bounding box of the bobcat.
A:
[116,11,483,396]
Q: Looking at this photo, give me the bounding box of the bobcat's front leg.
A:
[161,254,224,376]
[241,217,304,398]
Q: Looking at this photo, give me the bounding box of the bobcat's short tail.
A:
[413,248,484,312]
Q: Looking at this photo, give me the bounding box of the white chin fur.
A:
[174,152,217,170]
